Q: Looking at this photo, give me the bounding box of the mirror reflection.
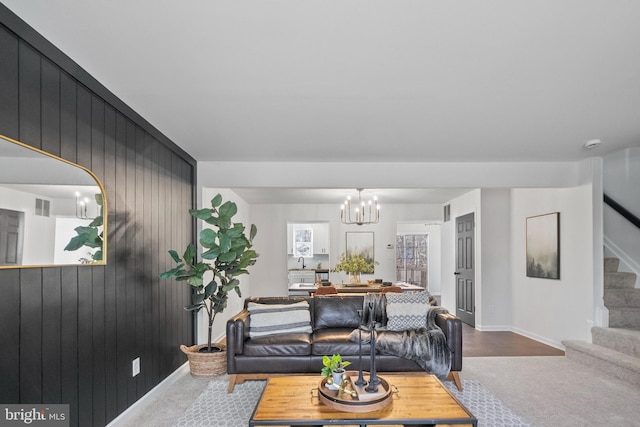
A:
[0,134,107,267]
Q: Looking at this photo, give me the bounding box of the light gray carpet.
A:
[460,356,640,427]
[173,377,528,426]
[112,356,640,427]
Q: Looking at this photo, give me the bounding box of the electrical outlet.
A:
[132,357,140,377]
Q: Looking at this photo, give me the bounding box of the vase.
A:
[332,369,346,386]
[350,273,361,284]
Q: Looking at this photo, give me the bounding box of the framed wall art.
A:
[345,231,375,273]
[526,212,560,279]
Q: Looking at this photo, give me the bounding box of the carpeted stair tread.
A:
[592,327,640,358]
[563,340,640,386]
[604,257,620,273]
[609,307,640,329]
[604,287,640,307]
[604,271,637,289]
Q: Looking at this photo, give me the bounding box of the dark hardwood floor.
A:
[462,323,565,357]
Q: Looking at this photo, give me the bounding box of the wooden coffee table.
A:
[248,373,477,426]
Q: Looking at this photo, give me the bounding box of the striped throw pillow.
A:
[385,291,430,331]
[248,301,312,338]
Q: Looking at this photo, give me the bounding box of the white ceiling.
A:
[3,1,640,203]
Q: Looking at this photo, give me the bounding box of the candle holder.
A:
[365,302,380,393]
[354,309,367,387]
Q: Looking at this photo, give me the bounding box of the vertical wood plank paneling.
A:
[41,58,61,156]
[158,145,169,376]
[182,162,192,345]
[125,120,137,406]
[0,25,20,404]
[76,266,93,427]
[150,137,160,385]
[18,41,41,147]
[0,25,19,138]
[114,112,129,414]
[142,133,153,393]
[59,72,77,163]
[42,268,62,403]
[19,268,43,403]
[1,11,197,426]
[90,95,107,427]
[0,269,21,403]
[60,267,79,427]
[134,126,145,397]
[75,85,91,169]
[170,154,180,367]
[103,105,119,424]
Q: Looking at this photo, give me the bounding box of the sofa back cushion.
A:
[313,296,362,330]
[248,300,312,338]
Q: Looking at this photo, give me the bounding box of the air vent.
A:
[443,204,451,222]
[35,198,50,217]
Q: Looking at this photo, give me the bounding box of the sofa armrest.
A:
[435,312,463,372]
[226,308,250,374]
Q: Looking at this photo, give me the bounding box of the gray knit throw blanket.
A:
[350,293,452,379]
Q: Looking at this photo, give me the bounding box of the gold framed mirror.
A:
[0,134,107,268]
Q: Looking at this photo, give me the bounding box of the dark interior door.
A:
[455,212,475,327]
[0,208,22,266]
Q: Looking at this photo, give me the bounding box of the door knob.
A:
[453,272,460,275]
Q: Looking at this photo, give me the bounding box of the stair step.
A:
[592,327,640,358]
[562,340,640,386]
[604,288,640,307]
[609,307,640,329]
[604,257,620,273]
[604,272,637,289]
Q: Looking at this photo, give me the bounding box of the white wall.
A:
[479,188,512,330]
[198,188,254,343]
[510,186,594,348]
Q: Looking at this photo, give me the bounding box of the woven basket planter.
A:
[180,344,227,378]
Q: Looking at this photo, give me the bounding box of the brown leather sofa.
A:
[225,295,462,392]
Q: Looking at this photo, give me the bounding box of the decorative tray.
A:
[316,372,393,413]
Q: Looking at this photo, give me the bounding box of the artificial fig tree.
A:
[160,194,258,353]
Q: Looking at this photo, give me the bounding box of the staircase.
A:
[563,257,640,385]
[604,257,640,328]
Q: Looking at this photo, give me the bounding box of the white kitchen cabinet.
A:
[288,270,316,285]
[287,224,293,255]
[311,223,329,254]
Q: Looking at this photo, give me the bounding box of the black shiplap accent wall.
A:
[0,7,196,427]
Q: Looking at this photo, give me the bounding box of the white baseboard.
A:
[106,362,190,427]
[510,326,564,350]
[474,324,511,332]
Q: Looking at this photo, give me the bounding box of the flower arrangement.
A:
[331,252,378,275]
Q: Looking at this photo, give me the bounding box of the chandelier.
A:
[75,191,97,220]
[341,188,380,226]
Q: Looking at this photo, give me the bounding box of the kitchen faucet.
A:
[297,256,306,269]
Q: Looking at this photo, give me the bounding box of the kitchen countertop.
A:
[288,282,424,292]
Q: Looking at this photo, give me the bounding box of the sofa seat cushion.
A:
[312,328,371,356]
[244,333,312,357]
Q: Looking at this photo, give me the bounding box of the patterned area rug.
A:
[174,376,530,426]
